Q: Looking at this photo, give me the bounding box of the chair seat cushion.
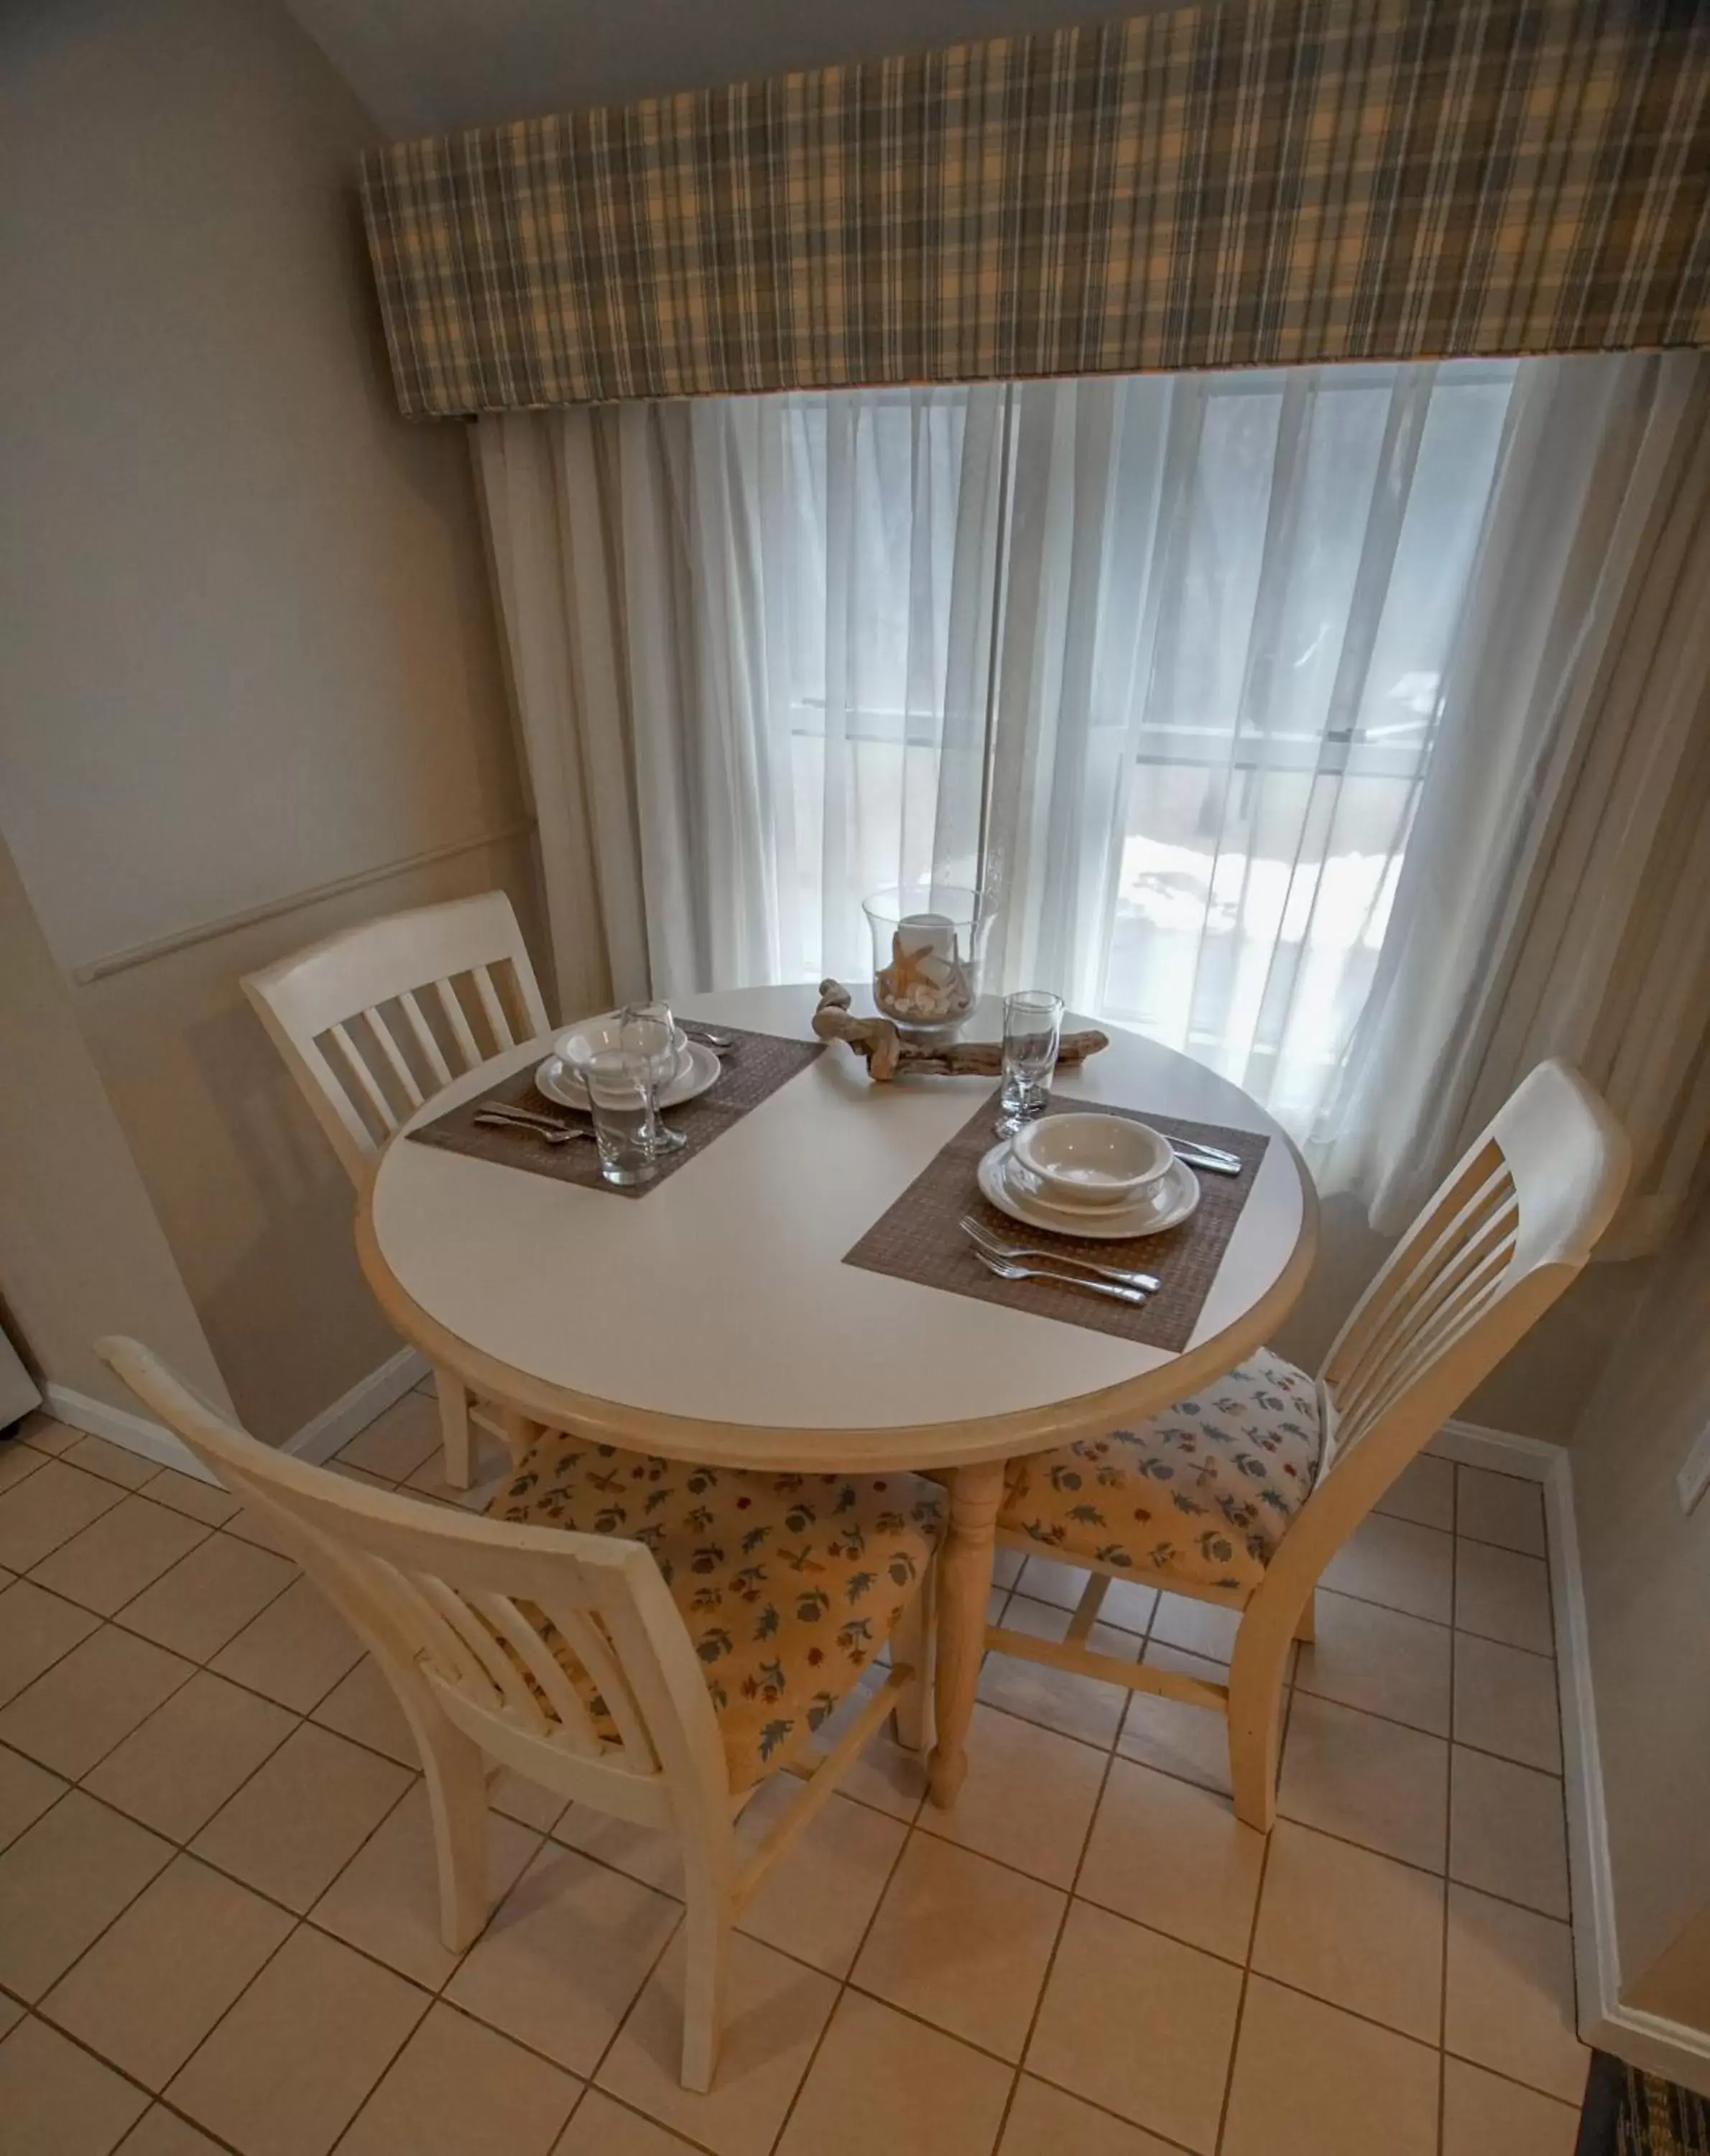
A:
[999,1348,1322,1593]
[490,1437,944,1789]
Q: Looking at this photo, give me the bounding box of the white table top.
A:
[359,985,1317,1472]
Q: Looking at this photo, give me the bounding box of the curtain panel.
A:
[364,0,1710,420]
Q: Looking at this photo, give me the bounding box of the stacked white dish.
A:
[535,1013,721,1112]
[978,1112,1200,1240]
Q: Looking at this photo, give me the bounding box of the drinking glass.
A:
[997,990,1064,1134]
[621,1003,688,1155]
[579,1049,659,1187]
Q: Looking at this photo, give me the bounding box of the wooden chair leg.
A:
[1226,1614,1295,1834]
[889,1569,935,1755]
[678,1838,733,2093]
[1294,1592,1316,1645]
[433,1367,473,1491]
[414,1700,491,1951]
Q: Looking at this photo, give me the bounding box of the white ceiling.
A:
[285,0,1116,138]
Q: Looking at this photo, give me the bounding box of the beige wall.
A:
[0,834,231,1418]
[1569,1194,1710,2027]
[0,0,539,1439]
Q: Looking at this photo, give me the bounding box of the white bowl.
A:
[1011,1112,1173,1209]
[553,1013,690,1077]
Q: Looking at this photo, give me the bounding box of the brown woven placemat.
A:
[842,1090,1270,1349]
[407,1028,823,1198]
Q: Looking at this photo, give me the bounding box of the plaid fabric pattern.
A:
[361,0,1710,418]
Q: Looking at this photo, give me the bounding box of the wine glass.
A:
[997,990,1064,1135]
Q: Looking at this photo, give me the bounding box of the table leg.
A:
[433,1368,473,1490]
[496,1410,545,1465]
[928,1458,1005,1809]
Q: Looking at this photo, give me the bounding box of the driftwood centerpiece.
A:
[813,980,1108,1082]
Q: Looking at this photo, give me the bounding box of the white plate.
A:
[977,1140,1200,1240]
[536,1038,722,1112]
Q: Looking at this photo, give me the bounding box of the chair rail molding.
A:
[70,819,534,985]
[1433,1417,1710,2099]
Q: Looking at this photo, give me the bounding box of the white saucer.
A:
[535,1038,721,1112]
[977,1140,1200,1240]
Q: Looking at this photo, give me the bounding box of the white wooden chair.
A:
[242,891,552,1487]
[98,1336,943,2093]
[987,1059,1630,1831]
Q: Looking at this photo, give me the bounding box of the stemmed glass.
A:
[621,1002,688,1156]
[997,990,1064,1135]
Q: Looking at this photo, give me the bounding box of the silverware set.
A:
[1165,1136,1242,1178]
[959,1215,1160,1303]
[473,1103,591,1144]
[957,1131,1241,1304]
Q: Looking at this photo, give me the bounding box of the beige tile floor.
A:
[0,1396,1588,2156]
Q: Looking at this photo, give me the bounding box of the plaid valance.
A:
[361,0,1710,418]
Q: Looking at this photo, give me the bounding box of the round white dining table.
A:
[357,983,1318,1805]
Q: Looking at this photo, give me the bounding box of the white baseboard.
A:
[1433,1417,1710,2099]
[283,1347,428,1464]
[46,1347,429,1487]
[43,1385,217,1486]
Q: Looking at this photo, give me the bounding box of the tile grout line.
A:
[988,1680,1129,2154]
[7,1443,1580,2147]
[1,1698,1600,2129]
[0,1458,134,1575]
[26,1758,435,2119]
[1210,1675,1295,2156]
[9,2006,254,2156]
[761,1723,935,2155]
[1438,1476,1460,2156]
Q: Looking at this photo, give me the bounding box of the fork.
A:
[474,1110,590,1145]
[481,1100,576,1130]
[970,1248,1150,1306]
[959,1215,1160,1293]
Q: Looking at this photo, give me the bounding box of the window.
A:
[736,361,1517,1132]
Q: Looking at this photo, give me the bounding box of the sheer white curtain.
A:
[476,351,1709,1243]
[479,364,1508,1082]
[1318,354,1710,1250]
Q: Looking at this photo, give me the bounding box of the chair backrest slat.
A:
[379,1557,502,1700]
[96,1338,731,1820]
[399,990,454,1089]
[435,974,484,1070]
[242,892,551,1184]
[363,1005,427,1112]
[416,1574,550,1733]
[325,1020,402,1141]
[1305,1061,1627,1511]
[471,964,517,1051]
[1324,1143,1509,1414]
[546,1598,660,1773]
[473,1593,605,1758]
[1330,1174,1519,1440]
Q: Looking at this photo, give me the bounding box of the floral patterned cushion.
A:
[490,1436,944,1790]
[999,1348,1322,1593]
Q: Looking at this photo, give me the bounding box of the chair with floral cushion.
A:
[241,890,551,1490]
[985,1060,1628,1831]
[98,1337,943,2094]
